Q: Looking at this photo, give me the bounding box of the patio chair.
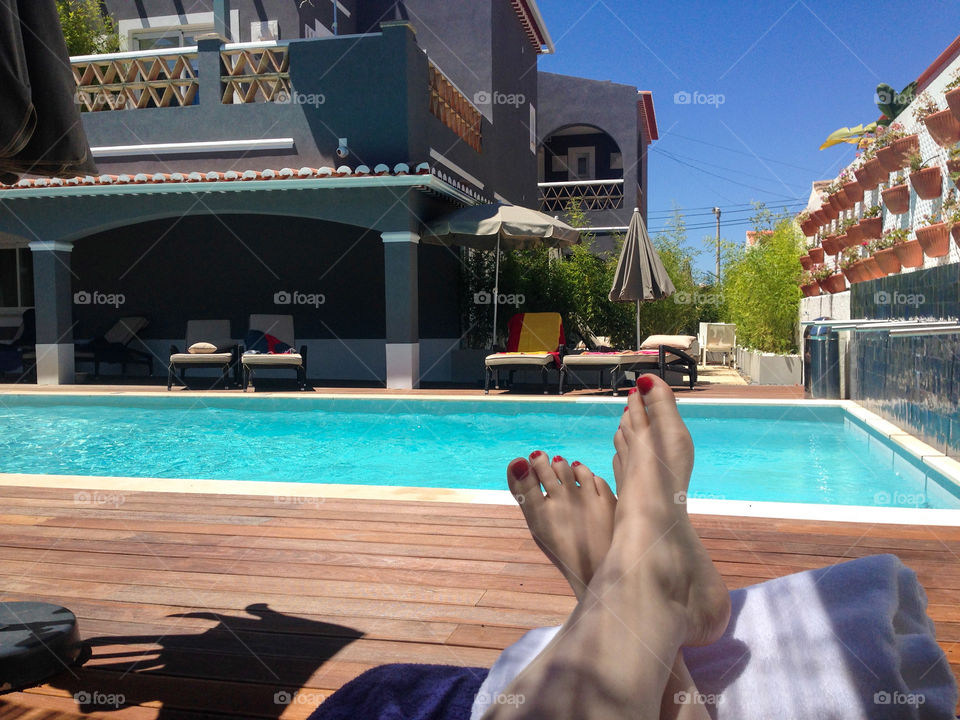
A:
[75,317,152,376]
[560,334,699,394]
[241,314,308,391]
[698,322,736,366]
[484,312,565,394]
[167,320,240,390]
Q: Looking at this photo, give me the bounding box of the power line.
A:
[660,131,830,174]
[653,148,806,200]
[646,202,804,220]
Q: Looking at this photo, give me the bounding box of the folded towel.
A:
[471,555,957,720]
[307,663,487,720]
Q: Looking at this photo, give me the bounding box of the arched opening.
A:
[537,124,624,212]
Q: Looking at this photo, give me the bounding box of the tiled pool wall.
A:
[851,262,960,458]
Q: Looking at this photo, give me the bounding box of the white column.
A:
[381,231,420,389]
[28,241,75,385]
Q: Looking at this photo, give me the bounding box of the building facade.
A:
[0,0,656,387]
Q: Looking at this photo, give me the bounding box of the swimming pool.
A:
[0,395,958,509]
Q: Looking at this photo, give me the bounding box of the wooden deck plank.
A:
[0,486,956,718]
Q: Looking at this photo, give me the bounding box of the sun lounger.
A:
[75,317,152,376]
[241,314,307,391]
[560,334,698,394]
[698,322,736,366]
[484,312,565,395]
[167,320,239,390]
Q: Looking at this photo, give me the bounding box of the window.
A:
[132,27,213,50]
[0,249,33,308]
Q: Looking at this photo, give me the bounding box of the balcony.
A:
[538,178,624,212]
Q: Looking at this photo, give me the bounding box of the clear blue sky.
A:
[536,0,960,274]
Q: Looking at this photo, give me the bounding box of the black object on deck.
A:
[0,601,87,693]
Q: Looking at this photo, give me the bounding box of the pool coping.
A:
[1,394,958,525]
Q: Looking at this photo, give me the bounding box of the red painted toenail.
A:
[637,375,654,395]
[571,461,582,467]
[623,406,628,412]
[628,387,637,395]
[529,450,544,460]
[510,459,529,478]
[552,455,564,464]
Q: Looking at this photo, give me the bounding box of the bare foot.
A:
[507,453,616,601]
[609,374,730,647]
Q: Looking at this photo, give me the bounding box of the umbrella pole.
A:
[491,237,501,349]
[635,299,641,350]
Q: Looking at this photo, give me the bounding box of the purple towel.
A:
[307,663,488,720]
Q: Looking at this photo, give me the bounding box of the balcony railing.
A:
[428,62,482,152]
[72,47,199,111]
[221,43,290,104]
[538,179,624,212]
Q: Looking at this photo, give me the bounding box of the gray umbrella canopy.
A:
[425,203,580,347]
[0,0,99,184]
[609,209,676,349]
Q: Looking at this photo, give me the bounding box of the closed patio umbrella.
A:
[609,208,676,349]
[0,0,98,184]
[425,203,579,347]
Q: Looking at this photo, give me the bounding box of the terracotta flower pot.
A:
[946,87,960,123]
[952,224,960,248]
[841,266,856,283]
[858,216,882,240]
[842,180,863,206]
[868,158,889,187]
[909,166,942,200]
[892,239,924,268]
[881,183,910,215]
[828,193,846,213]
[820,273,846,294]
[799,254,813,270]
[808,246,824,264]
[947,158,960,189]
[845,225,862,245]
[874,247,902,274]
[801,283,820,298]
[847,260,865,283]
[854,163,880,191]
[889,134,919,169]
[916,222,951,257]
[821,203,839,221]
[800,219,818,236]
[863,256,885,279]
[821,235,841,255]
[877,146,900,173]
[923,108,960,147]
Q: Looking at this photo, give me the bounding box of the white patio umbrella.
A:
[425,203,579,347]
[608,208,676,349]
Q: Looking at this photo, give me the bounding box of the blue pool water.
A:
[0,396,957,509]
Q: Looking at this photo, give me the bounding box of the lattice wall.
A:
[221,46,291,104]
[72,53,199,111]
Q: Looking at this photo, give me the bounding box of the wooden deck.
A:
[0,486,956,718]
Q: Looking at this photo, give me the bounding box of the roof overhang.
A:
[511,0,555,54]
[638,91,658,144]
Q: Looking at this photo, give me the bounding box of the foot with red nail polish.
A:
[506,453,616,601]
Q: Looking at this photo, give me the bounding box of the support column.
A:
[381,231,420,389]
[28,241,75,385]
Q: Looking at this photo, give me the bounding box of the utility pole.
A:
[712,206,721,282]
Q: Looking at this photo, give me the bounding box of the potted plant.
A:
[945,68,960,122]
[915,210,951,257]
[860,245,884,280]
[838,247,862,283]
[839,217,859,246]
[943,188,960,247]
[948,144,960,189]
[800,270,820,297]
[914,90,960,147]
[798,209,818,237]
[812,263,843,293]
[808,240,824,264]
[859,204,883,239]
[841,168,864,206]
[799,253,813,270]
[886,227,923,268]
[876,123,915,172]
[907,151,943,199]
[881,173,910,214]
[821,233,842,255]
[869,234,901,275]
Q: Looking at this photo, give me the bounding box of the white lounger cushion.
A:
[485,352,554,368]
[242,352,303,366]
[563,352,660,367]
[169,352,234,364]
[641,334,698,355]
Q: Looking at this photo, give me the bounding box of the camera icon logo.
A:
[274,290,292,305]
[274,691,293,705]
[674,90,691,105]
[473,90,492,106]
[473,290,492,305]
[73,290,92,305]
[74,691,91,704]
[873,291,891,305]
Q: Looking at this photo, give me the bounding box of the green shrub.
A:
[57,0,120,56]
[720,218,803,354]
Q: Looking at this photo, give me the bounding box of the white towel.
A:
[471,555,957,720]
